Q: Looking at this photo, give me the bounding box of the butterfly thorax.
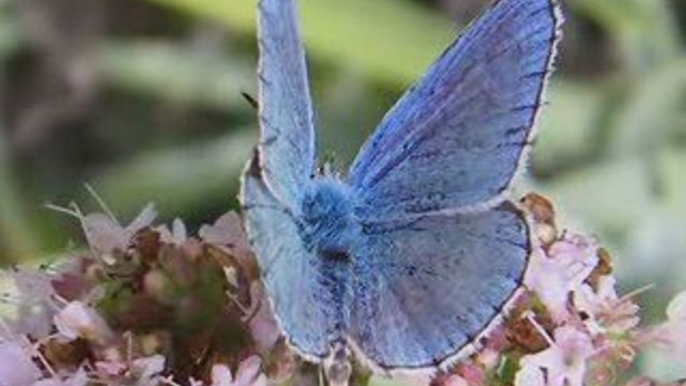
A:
[296,177,360,258]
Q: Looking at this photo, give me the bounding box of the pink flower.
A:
[211,365,234,386]
[210,356,267,386]
[130,355,166,386]
[642,291,686,356]
[53,301,113,344]
[623,377,655,386]
[457,362,486,385]
[157,218,188,245]
[98,355,166,386]
[515,326,595,386]
[525,234,599,322]
[0,340,41,386]
[245,284,280,353]
[10,267,58,338]
[514,363,547,386]
[79,204,156,255]
[199,212,252,262]
[573,276,640,335]
[94,360,128,376]
[32,368,88,386]
[431,374,470,386]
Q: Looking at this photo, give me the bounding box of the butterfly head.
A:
[297,177,360,257]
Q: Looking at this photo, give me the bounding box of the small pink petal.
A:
[199,212,247,249]
[234,356,266,386]
[10,267,57,338]
[247,285,281,352]
[199,212,253,264]
[53,301,112,343]
[211,364,234,386]
[434,374,470,386]
[125,204,157,235]
[525,234,600,323]
[517,326,594,386]
[82,204,156,254]
[131,355,166,385]
[95,360,127,376]
[33,368,89,386]
[457,363,485,385]
[514,363,546,386]
[0,341,41,386]
[643,291,686,357]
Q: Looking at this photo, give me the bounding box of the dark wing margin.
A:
[257,0,316,208]
[349,0,563,219]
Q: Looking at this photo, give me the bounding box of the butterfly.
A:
[240,0,562,372]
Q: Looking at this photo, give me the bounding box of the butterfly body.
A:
[242,0,562,372]
[297,176,360,256]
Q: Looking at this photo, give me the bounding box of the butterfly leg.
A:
[324,341,352,386]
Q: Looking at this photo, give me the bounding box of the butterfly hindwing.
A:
[349,0,561,219]
[257,0,316,207]
[351,203,530,368]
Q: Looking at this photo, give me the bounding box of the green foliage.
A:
[97,41,256,111]
[146,0,454,86]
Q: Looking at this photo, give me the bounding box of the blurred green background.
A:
[0,0,684,380]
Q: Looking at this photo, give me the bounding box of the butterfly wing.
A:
[349,0,562,218]
[347,0,561,369]
[257,0,316,207]
[351,204,530,368]
[241,153,344,359]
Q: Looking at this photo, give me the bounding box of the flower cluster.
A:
[0,193,684,386]
[429,194,686,386]
[0,204,284,386]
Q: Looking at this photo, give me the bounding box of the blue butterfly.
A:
[241,0,562,371]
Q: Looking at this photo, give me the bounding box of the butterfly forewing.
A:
[349,0,561,219]
[257,0,316,208]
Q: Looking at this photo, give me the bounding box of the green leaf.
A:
[368,376,413,386]
[540,156,655,242]
[96,41,256,110]
[533,81,608,174]
[0,11,23,60]
[610,58,686,156]
[658,149,686,215]
[144,0,455,86]
[0,125,38,263]
[639,347,686,381]
[93,129,256,216]
[570,0,680,71]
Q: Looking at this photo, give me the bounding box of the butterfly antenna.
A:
[241,91,259,110]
